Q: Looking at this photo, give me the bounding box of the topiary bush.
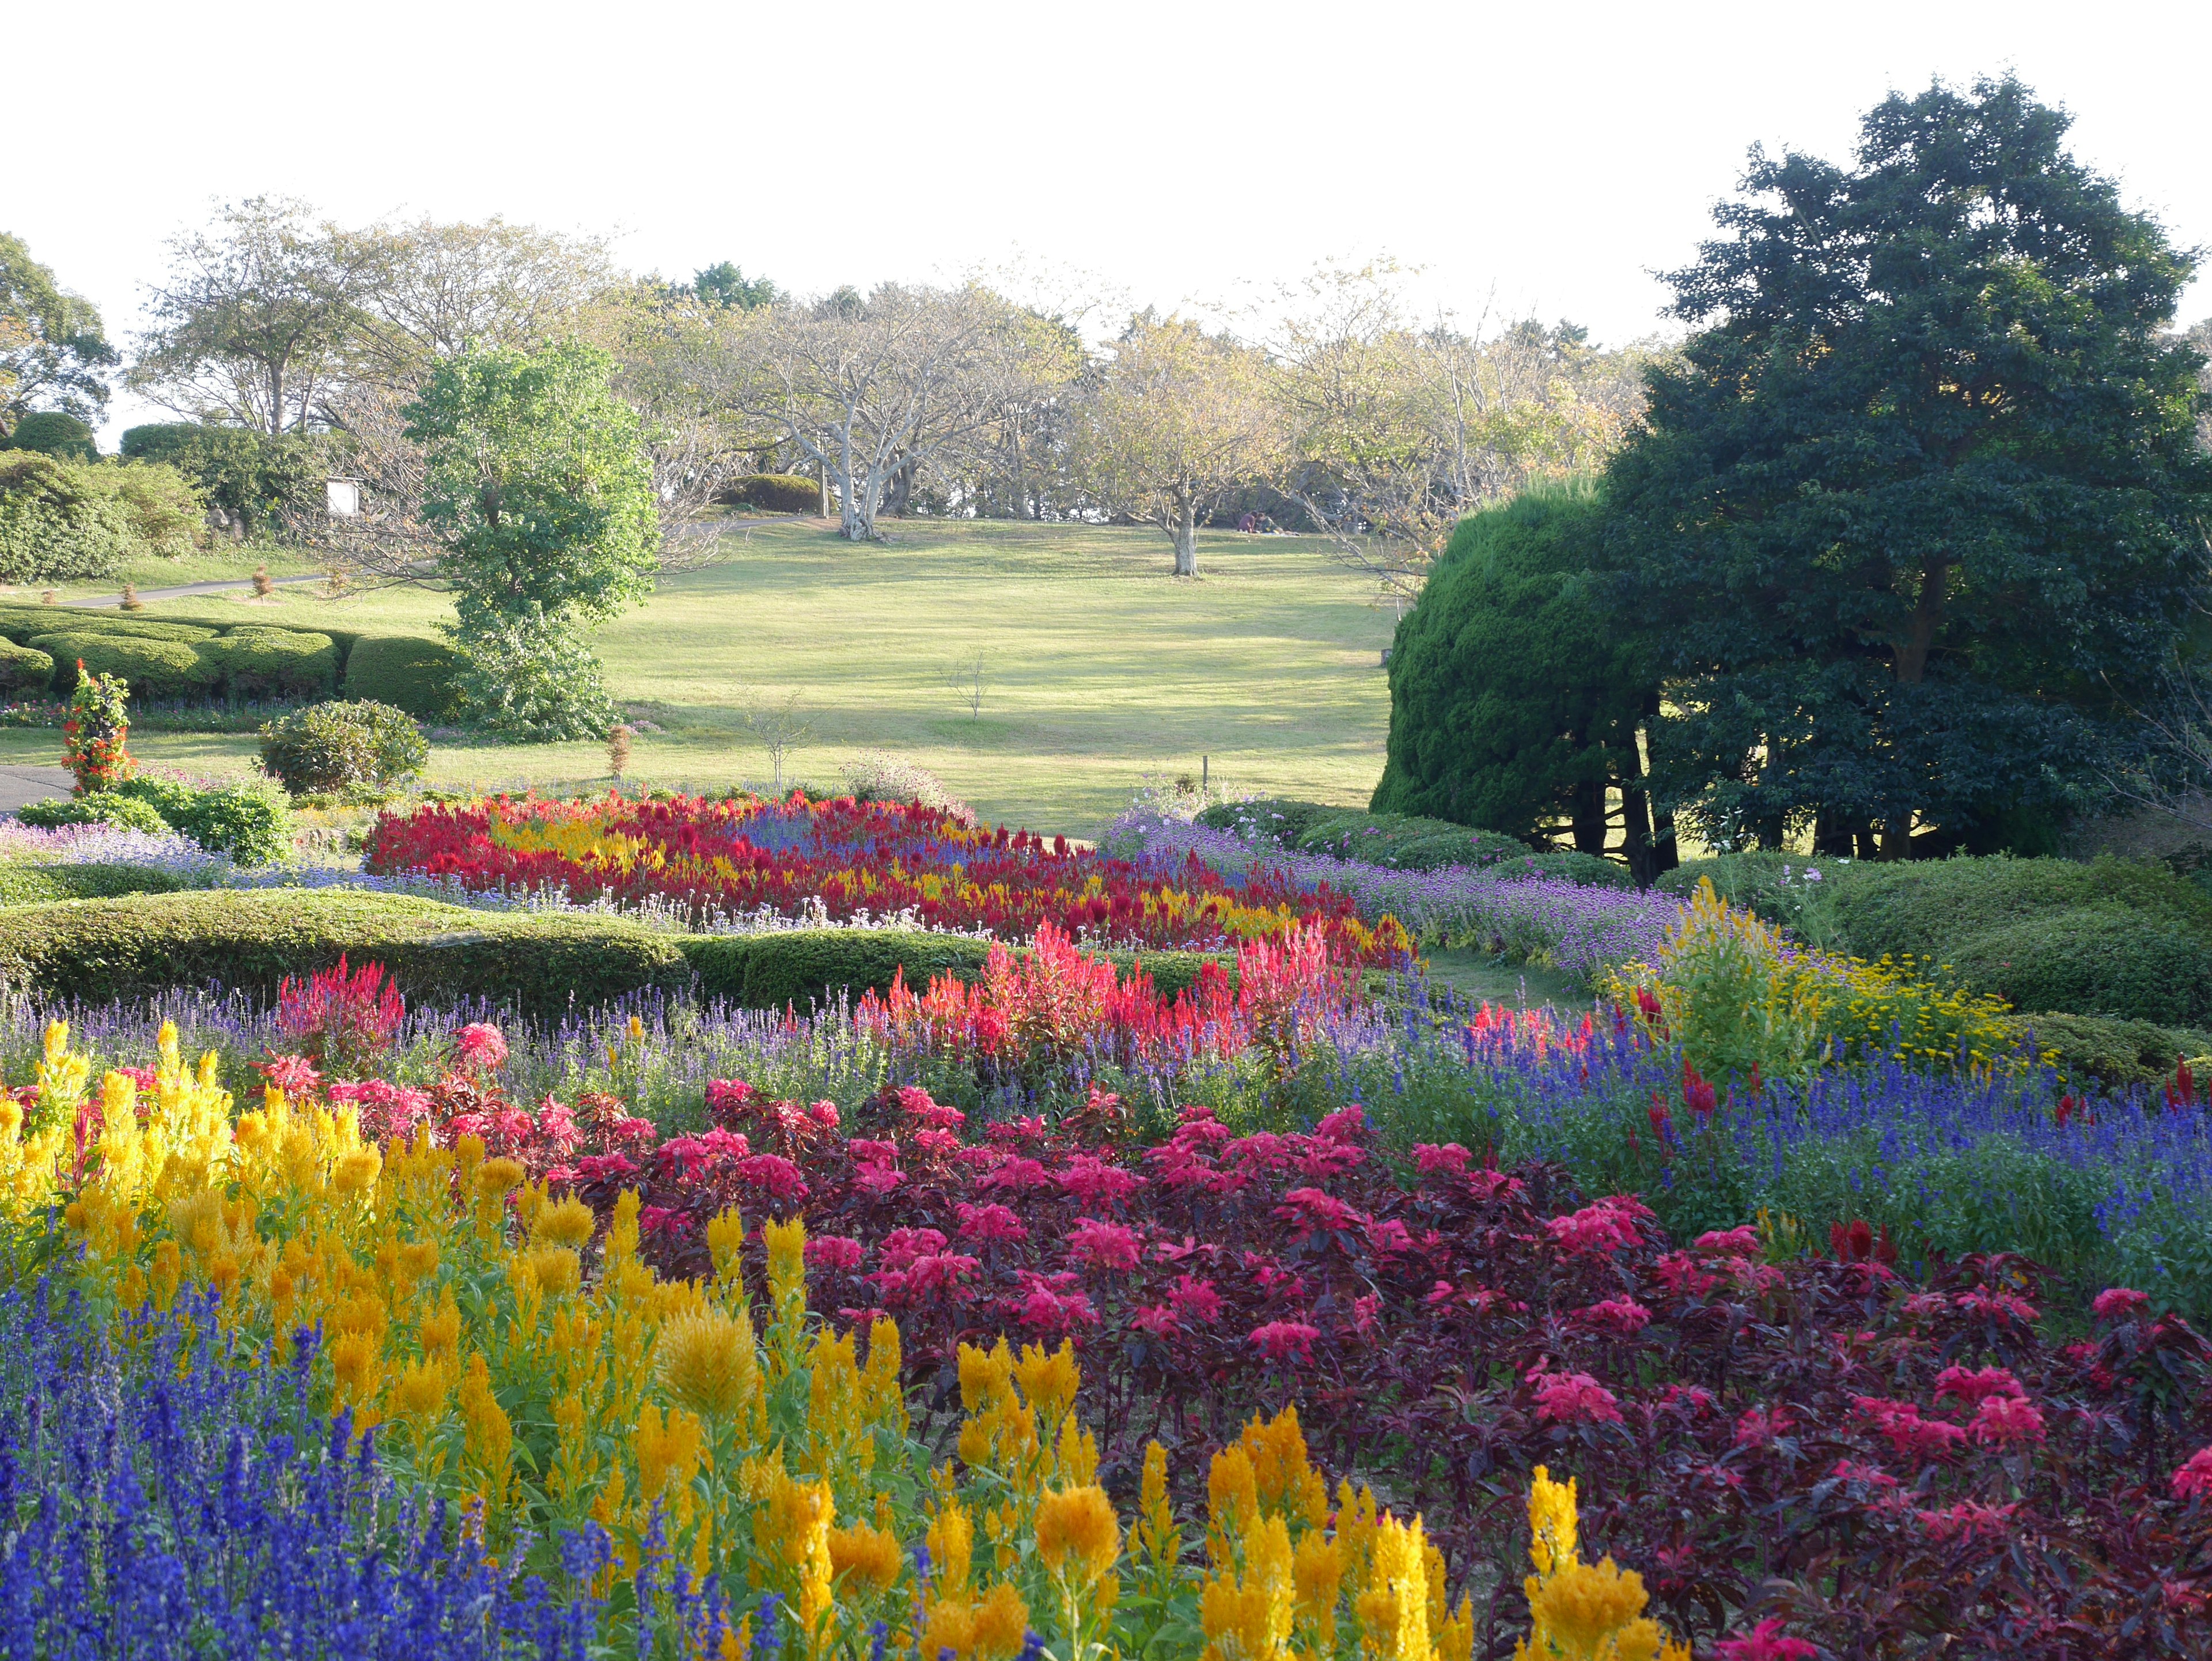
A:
[0,613,215,646]
[113,775,293,866]
[340,634,462,722]
[1295,809,1540,872]
[257,700,427,797]
[1944,907,2212,1027]
[716,472,821,514]
[1,413,99,462]
[0,637,53,694]
[33,632,215,698]
[15,792,169,834]
[200,629,339,698]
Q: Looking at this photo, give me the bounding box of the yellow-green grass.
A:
[0,543,327,604]
[0,520,1398,837]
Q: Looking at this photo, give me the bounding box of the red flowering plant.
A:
[272,955,406,1078]
[60,663,135,795]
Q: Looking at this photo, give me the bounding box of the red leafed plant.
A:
[275,955,406,1077]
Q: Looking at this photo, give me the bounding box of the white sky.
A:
[13,0,2211,442]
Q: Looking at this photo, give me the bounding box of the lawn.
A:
[0,519,1398,837]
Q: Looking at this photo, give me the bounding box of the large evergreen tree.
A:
[1605,76,2211,857]
[1373,483,1674,880]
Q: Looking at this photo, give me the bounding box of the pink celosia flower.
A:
[807,1099,840,1129]
[706,1078,759,1119]
[846,1137,900,1166]
[1528,1366,1624,1425]
[1349,1292,1381,1337]
[1656,1383,1714,1416]
[896,1085,963,1130]
[1464,1166,1525,1201]
[1544,1196,1649,1257]
[1970,1393,2046,1447]
[1916,1499,2018,1543]
[978,1156,1054,1193]
[1249,1321,1323,1363]
[911,1127,959,1157]
[733,1153,808,1200]
[2171,1446,2212,1501]
[1713,1618,1817,1661]
[1828,1458,1897,1489]
[1733,1405,1795,1449]
[1363,1217,1414,1257]
[637,1205,682,1236]
[454,1022,509,1072]
[1275,1186,1366,1242]
[955,1202,1030,1244]
[1067,1217,1143,1272]
[1168,1275,1224,1323]
[1412,1142,1471,1178]
[1009,1275,1098,1333]
[1312,1104,1366,1143]
[2093,1287,2150,1321]
[1955,1288,2039,1325]
[1933,1365,2024,1406]
[852,1162,907,1196]
[1131,1304,1178,1335]
[257,1052,324,1099]
[1850,1397,1968,1461]
[805,1235,866,1270]
[572,1153,639,1183]
[1651,1251,1721,1299]
[1058,1153,1143,1206]
[1694,1226,1760,1257]
[1570,1297,1653,1337]
[878,1227,950,1271]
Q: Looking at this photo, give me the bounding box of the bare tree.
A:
[718,285,1043,541]
[1071,312,1285,576]
[944,652,993,720]
[742,687,813,792]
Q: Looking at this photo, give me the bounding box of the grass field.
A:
[0,519,1399,837]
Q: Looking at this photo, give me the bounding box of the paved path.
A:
[63,573,331,609]
[0,765,74,814]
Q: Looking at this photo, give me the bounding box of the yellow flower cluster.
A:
[1605,877,2021,1085]
[2,1023,1548,1658]
[1514,1469,1688,1661]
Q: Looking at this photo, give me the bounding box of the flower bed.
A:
[365,793,1413,963]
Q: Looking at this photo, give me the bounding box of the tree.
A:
[0,233,117,430]
[693,262,779,311]
[404,342,658,739]
[1074,313,1285,576]
[1604,77,2212,858]
[130,197,378,435]
[1372,484,1675,880]
[725,284,1041,541]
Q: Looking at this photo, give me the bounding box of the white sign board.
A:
[325,478,361,517]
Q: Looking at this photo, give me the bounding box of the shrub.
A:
[1,411,99,461]
[2014,1011,2212,1090]
[0,860,190,907]
[1815,854,2212,961]
[115,775,293,865]
[0,638,52,694]
[32,631,214,698]
[1490,849,1639,888]
[7,615,217,645]
[0,451,132,582]
[840,751,974,822]
[59,662,133,792]
[118,422,323,532]
[1946,907,2212,1026]
[14,792,169,834]
[0,890,690,1012]
[1296,808,1538,870]
[1196,796,1344,849]
[200,628,339,698]
[257,700,427,797]
[715,471,821,513]
[339,633,462,721]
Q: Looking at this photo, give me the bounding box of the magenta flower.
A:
[805,1234,866,1270]
[1248,1321,1322,1363]
[1713,1618,1817,1660]
[1528,1367,1623,1425]
[2172,1446,2212,1501]
[1569,1297,1653,1337]
[954,1202,1030,1244]
[1067,1217,1142,1272]
[2092,1287,2150,1321]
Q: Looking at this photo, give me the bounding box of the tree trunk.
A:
[817,442,830,517]
[1172,496,1199,577]
[1570,777,1608,856]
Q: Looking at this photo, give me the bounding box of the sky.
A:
[14,0,2212,442]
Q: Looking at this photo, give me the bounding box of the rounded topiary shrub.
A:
[0,638,54,695]
[716,472,821,514]
[342,635,462,722]
[202,629,339,698]
[16,792,171,834]
[32,632,217,698]
[1945,907,2212,1027]
[259,700,428,797]
[2,413,100,462]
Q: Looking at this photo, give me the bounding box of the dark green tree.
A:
[692,262,779,311]
[1604,76,2211,857]
[1372,483,1675,880]
[405,342,658,740]
[1,412,99,461]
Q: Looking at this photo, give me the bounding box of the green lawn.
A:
[0,520,1399,837]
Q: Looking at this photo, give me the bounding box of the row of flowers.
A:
[7,1012,2210,1656]
[362,793,1414,964]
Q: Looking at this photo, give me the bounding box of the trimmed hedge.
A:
[16,617,218,645]
[0,638,52,694]
[32,633,216,697]
[200,629,339,698]
[2010,1011,2212,1091]
[0,891,691,1014]
[343,634,462,721]
[717,473,821,514]
[0,862,192,909]
[16,794,170,835]
[676,930,1226,1011]
[1945,908,2212,1027]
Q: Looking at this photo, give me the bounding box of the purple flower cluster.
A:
[1105,809,1680,978]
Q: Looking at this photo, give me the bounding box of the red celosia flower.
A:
[1412,1142,1471,1178]
[2171,1446,2212,1501]
[1363,1217,1414,1257]
[734,1153,808,1200]
[846,1138,900,1166]
[1249,1321,1322,1363]
[1713,1618,1817,1661]
[807,1099,840,1129]
[1916,1499,2019,1543]
[1934,1365,2024,1406]
[256,1052,324,1100]
[1733,1405,1796,1449]
[978,1156,1054,1194]
[2093,1287,2150,1321]
[1275,1186,1366,1242]
[1528,1367,1624,1425]
[705,1078,758,1123]
[572,1153,639,1183]
[805,1235,866,1270]
[954,1202,1029,1244]
[1066,1217,1142,1272]
[1059,1153,1143,1206]
[1955,1288,2039,1325]
[1570,1297,1653,1337]
[454,1021,509,1072]
[1694,1226,1760,1257]
[1971,1393,2047,1448]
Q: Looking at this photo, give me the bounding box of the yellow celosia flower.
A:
[969,1581,1030,1661]
[1209,1444,1260,1553]
[927,1498,975,1598]
[1014,1338,1080,1425]
[827,1520,904,1591]
[657,1303,760,1422]
[1293,1529,1343,1652]
[1354,1513,1431,1661]
[1525,1557,1652,1660]
[1035,1482,1120,1583]
[534,1195,596,1249]
[1528,1465,1579,1577]
[706,1204,745,1284]
[475,1157,525,1201]
[634,1401,706,1507]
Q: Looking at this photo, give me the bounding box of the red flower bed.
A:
[335,1042,2212,1659]
[363,792,1411,960]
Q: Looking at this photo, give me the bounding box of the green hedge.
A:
[0,891,691,1013]
[200,629,339,698]
[32,632,217,697]
[0,638,52,694]
[15,616,218,645]
[343,634,462,721]
[675,930,1226,1010]
[0,862,194,908]
[1946,908,2212,1027]
[2009,1011,2212,1091]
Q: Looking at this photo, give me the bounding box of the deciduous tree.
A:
[0,233,117,431]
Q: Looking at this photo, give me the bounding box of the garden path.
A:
[0,765,73,812]
[63,574,329,608]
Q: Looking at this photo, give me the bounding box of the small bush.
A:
[0,861,190,907]
[32,632,215,698]
[715,472,821,514]
[0,452,133,582]
[2015,1010,2212,1090]
[1488,849,1639,888]
[0,638,53,694]
[257,701,428,797]
[1,614,217,646]
[1,413,99,461]
[340,634,462,722]
[16,792,169,834]
[1195,797,1341,849]
[115,775,293,866]
[200,629,339,698]
[1945,907,2212,1027]
[840,752,974,822]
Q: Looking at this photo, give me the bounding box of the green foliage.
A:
[1604,77,2212,854]
[692,263,779,311]
[340,634,461,721]
[28,619,217,646]
[0,890,690,1015]
[33,632,214,698]
[406,342,657,739]
[1195,797,1343,849]
[118,423,323,532]
[113,775,293,865]
[1293,809,1536,871]
[200,628,338,698]
[1,230,117,426]
[257,700,427,797]
[0,861,190,908]
[0,451,133,582]
[1945,909,2212,1027]
[0,638,52,694]
[719,473,821,514]
[1373,484,1671,877]
[1,412,97,460]
[16,793,168,834]
[2005,1011,2212,1091]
